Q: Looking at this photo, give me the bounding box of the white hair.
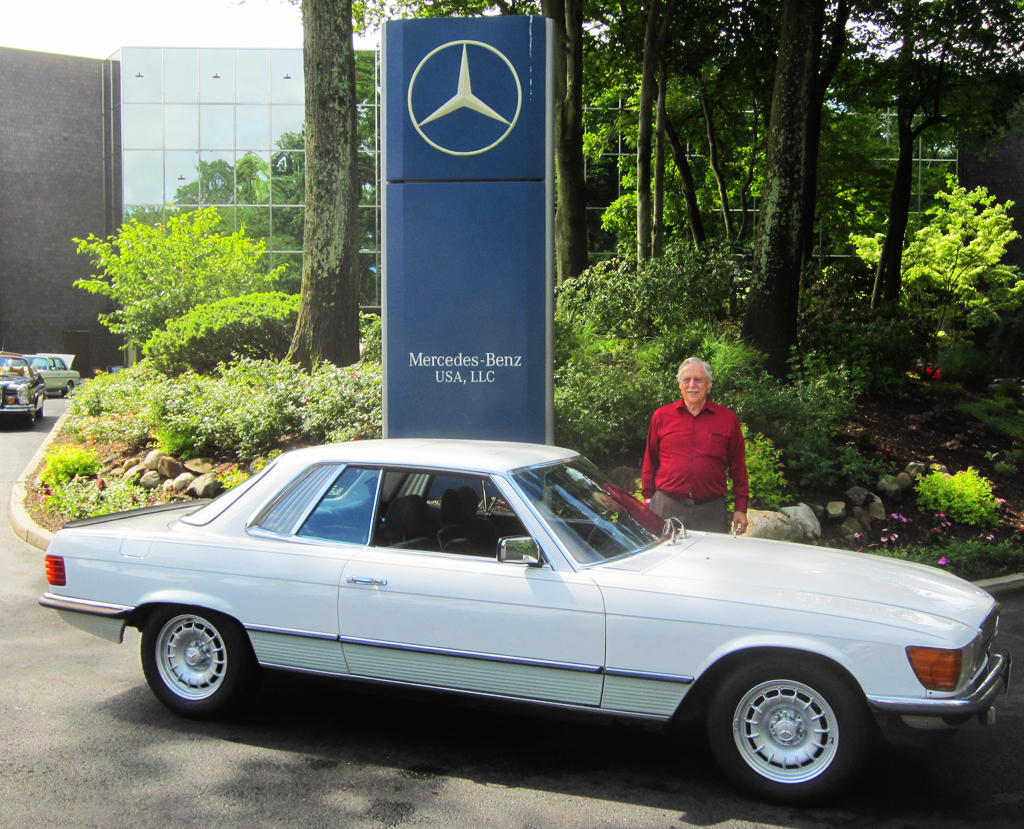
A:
[677,357,713,385]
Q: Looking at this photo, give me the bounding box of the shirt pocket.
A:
[701,431,731,459]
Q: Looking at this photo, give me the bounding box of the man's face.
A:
[678,364,710,409]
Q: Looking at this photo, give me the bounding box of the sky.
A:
[2,0,379,60]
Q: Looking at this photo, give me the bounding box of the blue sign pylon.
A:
[381,16,554,444]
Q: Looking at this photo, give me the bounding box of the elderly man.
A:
[641,358,749,534]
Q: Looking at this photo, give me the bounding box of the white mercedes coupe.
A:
[40,439,1011,803]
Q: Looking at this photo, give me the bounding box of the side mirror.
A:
[498,536,544,567]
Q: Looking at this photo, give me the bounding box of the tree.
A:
[857,0,1024,308]
[742,0,824,376]
[289,0,364,369]
[73,208,283,348]
[853,175,1024,346]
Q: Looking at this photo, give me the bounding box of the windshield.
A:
[511,457,665,564]
[0,356,30,376]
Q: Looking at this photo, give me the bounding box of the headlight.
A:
[17,386,30,404]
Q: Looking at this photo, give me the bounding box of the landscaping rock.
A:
[838,517,865,542]
[852,505,872,533]
[172,472,196,493]
[139,470,163,489]
[745,509,804,542]
[905,462,928,479]
[187,472,222,499]
[844,486,871,507]
[895,472,913,491]
[144,450,167,471]
[826,501,847,521]
[123,462,147,481]
[157,455,187,479]
[781,503,821,542]
[876,475,902,502]
[185,458,216,475]
[866,495,887,521]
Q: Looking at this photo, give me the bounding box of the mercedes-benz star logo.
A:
[408,40,522,156]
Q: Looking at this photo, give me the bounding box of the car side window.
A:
[297,467,381,544]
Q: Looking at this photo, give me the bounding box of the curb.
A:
[7,410,68,552]
[8,415,1024,598]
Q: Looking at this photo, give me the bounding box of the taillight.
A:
[906,645,963,692]
[45,555,66,586]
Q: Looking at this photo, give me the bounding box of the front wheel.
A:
[141,607,260,719]
[706,656,870,804]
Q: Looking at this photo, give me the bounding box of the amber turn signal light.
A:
[906,645,963,691]
[45,555,66,587]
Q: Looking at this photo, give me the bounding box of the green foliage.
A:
[39,445,101,487]
[915,467,999,526]
[852,175,1024,349]
[40,475,147,523]
[934,345,995,390]
[555,242,739,340]
[799,263,932,394]
[300,361,383,443]
[720,354,879,490]
[144,292,300,375]
[65,357,383,462]
[553,338,671,460]
[74,207,285,347]
[993,460,1018,477]
[360,312,382,363]
[955,400,1024,442]
[728,427,786,511]
[993,380,1023,408]
[874,538,1023,582]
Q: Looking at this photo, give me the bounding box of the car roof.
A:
[276,438,578,476]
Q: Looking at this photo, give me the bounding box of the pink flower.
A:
[938,557,949,565]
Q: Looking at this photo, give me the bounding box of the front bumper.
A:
[867,650,1011,722]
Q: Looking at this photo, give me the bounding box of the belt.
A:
[658,491,722,507]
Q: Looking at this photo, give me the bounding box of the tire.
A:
[140,607,261,719]
[706,655,870,804]
[64,381,75,397]
[24,396,40,427]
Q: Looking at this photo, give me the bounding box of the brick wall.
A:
[0,47,122,374]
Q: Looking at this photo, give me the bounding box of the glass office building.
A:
[110,47,382,307]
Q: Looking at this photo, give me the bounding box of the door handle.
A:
[346,575,387,586]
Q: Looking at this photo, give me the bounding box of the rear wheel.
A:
[706,656,869,804]
[141,607,260,719]
[63,381,75,397]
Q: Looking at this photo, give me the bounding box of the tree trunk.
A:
[699,86,735,239]
[636,0,661,261]
[544,0,590,284]
[742,0,823,377]
[871,122,917,308]
[799,0,849,272]
[653,59,667,257]
[289,0,361,369]
[664,114,706,247]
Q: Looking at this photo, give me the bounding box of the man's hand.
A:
[732,511,748,535]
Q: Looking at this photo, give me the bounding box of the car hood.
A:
[594,533,994,634]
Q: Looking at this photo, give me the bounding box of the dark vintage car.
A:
[0,353,46,426]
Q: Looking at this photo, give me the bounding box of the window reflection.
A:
[121,48,162,103]
[236,50,270,104]
[236,152,270,205]
[164,49,199,102]
[200,49,235,103]
[199,150,234,204]
[271,151,304,205]
[123,151,164,204]
[164,105,199,149]
[166,151,199,206]
[271,51,304,103]
[200,104,234,149]
[122,104,163,149]
[236,105,270,150]
[272,106,305,148]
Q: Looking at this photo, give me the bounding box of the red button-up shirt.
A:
[641,399,749,512]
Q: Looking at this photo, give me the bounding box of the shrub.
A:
[360,312,382,363]
[39,445,101,486]
[553,339,671,461]
[300,361,383,443]
[40,475,147,523]
[728,428,785,511]
[935,346,996,391]
[144,292,300,375]
[719,354,877,490]
[994,461,1018,477]
[555,242,738,340]
[873,538,1023,581]
[915,467,999,526]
